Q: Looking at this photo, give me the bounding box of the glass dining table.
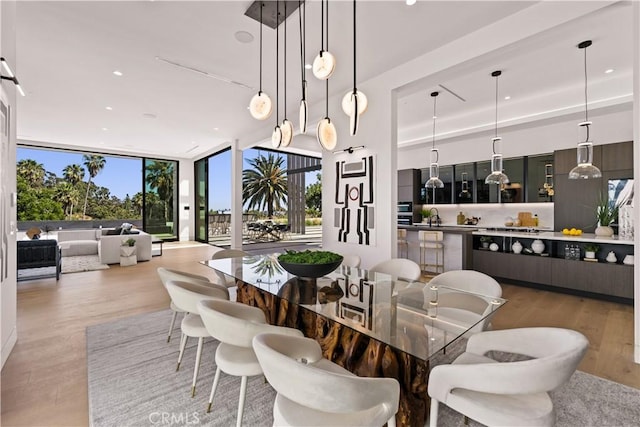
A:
[201,253,507,426]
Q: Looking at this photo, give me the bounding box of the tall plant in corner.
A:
[82,155,106,218]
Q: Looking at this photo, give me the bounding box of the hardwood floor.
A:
[1,244,639,426]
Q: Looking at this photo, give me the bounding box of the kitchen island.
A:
[399,224,478,271]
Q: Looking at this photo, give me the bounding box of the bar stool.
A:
[397,229,409,258]
[418,230,444,274]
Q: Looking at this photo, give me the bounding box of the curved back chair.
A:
[253,333,400,427]
[428,270,503,334]
[341,254,361,268]
[197,300,303,427]
[157,267,219,343]
[210,249,250,287]
[370,258,422,282]
[165,280,229,397]
[428,327,589,427]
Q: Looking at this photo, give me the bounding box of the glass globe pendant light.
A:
[485,70,509,185]
[426,91,444,189]
[249,3,272,121]
[458,171,471,200]
[341,0,367,136]
[569,40,602,179]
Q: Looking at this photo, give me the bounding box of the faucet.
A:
[428,207,440,227]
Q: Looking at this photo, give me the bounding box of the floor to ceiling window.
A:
[144,158,178,240]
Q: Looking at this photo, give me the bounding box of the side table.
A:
[120,245,137,266]
[151,238,163,257]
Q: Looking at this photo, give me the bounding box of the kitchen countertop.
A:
[472,229,633,245]
[399,224,479,233]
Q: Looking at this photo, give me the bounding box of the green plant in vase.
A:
[584,243,599,259]
[421,209,432,223]
[595,193,625,237]
[479,236,492,249]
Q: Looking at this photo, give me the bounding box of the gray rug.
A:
[62,255,109,273]
[87,310,640,427]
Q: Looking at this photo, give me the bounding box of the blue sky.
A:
[17,147,142,200]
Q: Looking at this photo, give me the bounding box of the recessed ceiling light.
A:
[213,127,219,131]
[191,141,197,145]
[605,68,614,74]
[113,70,123,76]
[406,0,417,5]
[504,95,511,100]
[102,127,108,131]
[105,106,113,111]
[234,31,254,43]
[305,63,312,70]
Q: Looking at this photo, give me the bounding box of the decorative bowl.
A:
[277,258,343,279]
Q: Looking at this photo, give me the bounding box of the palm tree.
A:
[82,155,106,218]
[63,164,85,216]
[55,182,80,220]
[16,159,46,187]
[132,192,144,217]
[242,153,287,218]
[145,161,174,222]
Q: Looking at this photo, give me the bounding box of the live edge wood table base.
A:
[236,279,429,427]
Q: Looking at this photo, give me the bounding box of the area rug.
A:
[87,310,640,427]
[62,255,109,274]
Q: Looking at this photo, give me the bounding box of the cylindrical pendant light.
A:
[249,2,272,120]
[485,70,509,185]
[426,91,444,189]
[568,40,602,179]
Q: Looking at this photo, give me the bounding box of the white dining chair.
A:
[253,332,400,427]
[165,280,229,397]
[197,299,303,427]
[211,249,250,287]
[370,258,422,282]
[157,267,221,343]
[340,254,361,268]
[428,327,588,427]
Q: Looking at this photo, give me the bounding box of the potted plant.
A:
[595,194,623,237]
[584,243,599,259]
[479,236,492,249]
[421,209,432,223]
[122,238,136,247]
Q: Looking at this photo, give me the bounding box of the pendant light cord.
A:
[493,72,499,154]
[299,0,305,96]
[324,0,329,118]
[583,44,590,142]
[259,2,263,93]
[283,1,287,117]
[320,0,324,53]
[352,0,356,93]
[432,95,437,150]
[276,4,280,123]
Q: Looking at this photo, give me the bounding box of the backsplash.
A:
[419,203,554,229]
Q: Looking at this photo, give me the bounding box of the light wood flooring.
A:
[1,244,639,426]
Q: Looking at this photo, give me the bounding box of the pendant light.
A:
[249,2,272,120]
[312,0,335,80]
[316,0,336,150]
[341,0,368,136]
[280,1,293,147]
[298,0,308,133]
[459,171,471,200]
[568,40,602,179]
[426,91,444,189]
[485,70,509,185]
[271,4,282,148]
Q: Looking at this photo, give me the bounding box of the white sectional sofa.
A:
[56,229,152,264]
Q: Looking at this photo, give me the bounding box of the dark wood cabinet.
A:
[397,169,421,204]
[550,258,633,299]
[473,250,552,285]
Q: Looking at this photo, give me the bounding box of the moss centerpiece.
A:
[277,250,343,278]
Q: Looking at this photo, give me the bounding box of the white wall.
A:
[1,0,18,369]
[178,158,193,241]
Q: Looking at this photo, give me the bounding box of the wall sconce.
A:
[333,145,365,155]
[1,58,26,96]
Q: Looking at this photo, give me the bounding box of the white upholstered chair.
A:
[157,267,219,343]
[428,270,503,334]
[210,249,250,287]
[428,327,589,427]
[370,258,422,282]
[165,280,229,397]
[340,254,361,268]
[197,299,303,427]
[252,333,400,427]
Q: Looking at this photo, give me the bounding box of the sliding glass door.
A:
[144,158,178,240]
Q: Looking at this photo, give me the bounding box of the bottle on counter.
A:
[457,211,466,225]
[533,214,539,227]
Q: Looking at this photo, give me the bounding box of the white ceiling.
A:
[13,1,633,160]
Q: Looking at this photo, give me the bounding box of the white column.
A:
[632,1,640,364]
[230,139,243,249]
